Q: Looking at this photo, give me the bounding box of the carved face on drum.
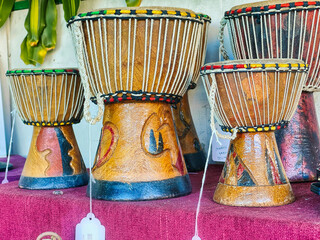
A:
[201,59,308,206]
[6,69,88,190]
[68,7,203,200]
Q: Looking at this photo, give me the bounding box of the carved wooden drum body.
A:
[68,7,202,200]
[172,14,210,172]
[201,60,308,206]
[223,0,320,181]
[6,69,88,189]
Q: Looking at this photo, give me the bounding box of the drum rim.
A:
[67,7,202,25]
[226,1,320,17]
[200,59,307,73]
[197,13,211,22]
[6,68,79,76]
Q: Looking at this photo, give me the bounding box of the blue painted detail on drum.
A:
[184,150,206,172]
[54,127,74,176]
[0,162,13,172]
[311,182,320,195]
[88,175,192,201]
[148,130,163,155]
[18,172,89,190]
[237,170,255,187]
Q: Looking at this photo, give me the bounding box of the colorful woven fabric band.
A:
[23,118,81,127]
[90,91,182,104]
[225,1,320,17]
[200,63,308,73]
[68,9,202,26]
[198,13,211,22]
[221,121,289,133]
[6,69,79,76]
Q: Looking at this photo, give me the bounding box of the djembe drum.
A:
[6,69,88,189]
[221,0,320,182]
[200,59,308,206]
[68,7,202,200]
[172,13,210,172]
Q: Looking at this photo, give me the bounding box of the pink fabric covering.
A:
[0,155,25,182]
[0,165,319,240]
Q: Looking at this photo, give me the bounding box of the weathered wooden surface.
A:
[214,131,295,207]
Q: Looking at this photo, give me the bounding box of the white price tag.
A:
[76,213,105,240]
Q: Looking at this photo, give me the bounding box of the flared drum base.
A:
[214,182,294,207]
[276,92,320,182]
[184,151,206,172]
[0,162,12,172]
[20,125,88,190]
[91,101,191,201]
[214,131,295,207]
[89,175,191,201]
[19,172,89,190]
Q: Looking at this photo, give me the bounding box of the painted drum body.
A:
[68,7,202,200]
[172,14,210,172]
[90,101,191,201]
[6,69,88,189]
[201,60,308,206]
[224,1,320,182]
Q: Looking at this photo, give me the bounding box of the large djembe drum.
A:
[221,0,320,182]
[68,7,202,200]
[172,13,210,172]
[6,69,88,189]
[201,60,308,206]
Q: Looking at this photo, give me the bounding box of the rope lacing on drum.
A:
[70,21,104,125]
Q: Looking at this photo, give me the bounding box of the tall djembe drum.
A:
[172,13,210,172]
[201,60,308,206]
[6,69,88,189]
[222,0,320,182]
[68,7,202,200]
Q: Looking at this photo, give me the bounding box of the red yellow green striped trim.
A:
[23,118,81,127]
[68,9,201,24]
[225,1,320,17]
[221,121,289,133]
[200,63,308,72]
[6,69,79,76]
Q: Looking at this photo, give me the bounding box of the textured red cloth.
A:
[0,165,319,240]
[0,155,25,182]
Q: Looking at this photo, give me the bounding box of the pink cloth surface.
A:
[0,155,25,182]
[0,165,319,240]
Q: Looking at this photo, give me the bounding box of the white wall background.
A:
[1,0,319,166]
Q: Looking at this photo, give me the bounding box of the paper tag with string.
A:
[75,124,105,240]
[76,213,105,240]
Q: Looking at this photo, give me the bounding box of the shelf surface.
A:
[0,164,319,240]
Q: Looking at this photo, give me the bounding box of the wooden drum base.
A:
[276,92,320,182]
[19,126,88,189]
[172,93,206,172]
[90,101,191,201]
[213,131,295,207]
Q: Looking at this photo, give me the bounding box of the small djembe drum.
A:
[68,7,202,200]
[221,0,320,182]
[201,59,308,206]
[172,13,210,172]
[6,69,88,189]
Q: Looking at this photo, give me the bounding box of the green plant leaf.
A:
[0,0,14,28]
[125,0,142,7]
[62,0,80,22]
[42,0,57,50]
[20,36,36,65]
[29,0,48,46]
